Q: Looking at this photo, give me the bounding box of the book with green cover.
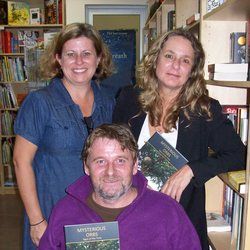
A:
[64,221,120,250]
[139,132,188,191]
[228,170,246,194]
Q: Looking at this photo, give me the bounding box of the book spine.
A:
[186,13,200,25]
[167,10,175,31]
[230,32,247,63]
[4,31,12,53]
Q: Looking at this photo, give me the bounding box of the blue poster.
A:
[99,30,136,98]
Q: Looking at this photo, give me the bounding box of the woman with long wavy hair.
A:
[113,28,245,250]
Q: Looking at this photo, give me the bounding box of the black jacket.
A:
[113,85,246,250]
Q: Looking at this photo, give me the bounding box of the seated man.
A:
[38,124,201,250]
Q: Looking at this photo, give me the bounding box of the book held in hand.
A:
[139,132,188,191]
[64,221,120,250]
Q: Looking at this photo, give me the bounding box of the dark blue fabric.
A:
[14,78,115,250]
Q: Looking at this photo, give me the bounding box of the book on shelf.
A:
[0,30,19,54]
[206,212,231,232]
[238,107,248,146]
[208,72,248,81]
[207,0,225,13]
[0,83,18,109]
[0,30,2,53]
[139,132,188,191]
[58,0,63,24]
[246,20,250,64]
[167,10,175,31]
[7,1,30,25]
[230,193,244,250]
[227,170,246,194]
[222,105,248,145]
[1,110,15,135]
[146,0,161,23]
[0,0,8,25]
[3,31,12,53]
[64,221,120,250]
[43,30,58,48]
[208,63,249,73]
[0,56,26,82]
[222,185,234,225]
[230,32,247,64]
[186,13,200,26]
[18,30,44,50]
[29,8,41,25]
[44,0,59,24]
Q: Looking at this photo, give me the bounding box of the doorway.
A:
[85,5,148,60]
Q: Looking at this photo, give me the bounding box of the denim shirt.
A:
[14,77,115,220]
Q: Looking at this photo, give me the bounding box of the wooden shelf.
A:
[0,53,24,56]
[208,231,232,250]
[0,24,63,29]
[145,0,175,27]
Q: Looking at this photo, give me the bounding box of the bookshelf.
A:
[0,0,65,194]
[143,0,175,54]
[143,0,249,249]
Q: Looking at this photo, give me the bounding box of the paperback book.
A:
[208,63,249,73]
[206,212,231,232]
[185,13,200,26]
[18,30,44,50]
[0,0,8,25]
[64,221,120,250]
[44,0,57,24]
[139,132,188,191]
[7,1,30,25]
[208,72,248,81]
[230,32,246,63]
[228,170,246,194]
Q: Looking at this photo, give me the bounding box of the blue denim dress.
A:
[14,78,115,249]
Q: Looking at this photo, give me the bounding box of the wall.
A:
[65,0,148,24]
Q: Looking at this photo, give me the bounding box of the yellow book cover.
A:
[8,1,30,25]
[228,170,246,193]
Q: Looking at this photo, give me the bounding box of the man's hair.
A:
[82,123,138,164]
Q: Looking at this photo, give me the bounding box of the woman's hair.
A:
[82,123,138,165]
[39,23,113,81]
[137,28,211,132]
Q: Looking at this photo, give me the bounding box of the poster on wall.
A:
[99,29,136,98]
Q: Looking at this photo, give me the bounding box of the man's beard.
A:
[95,178,132,201]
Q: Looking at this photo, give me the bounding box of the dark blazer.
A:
[113,85,246,250]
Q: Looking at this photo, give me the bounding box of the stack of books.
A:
[206,212,231,233]
[208,63,249,81]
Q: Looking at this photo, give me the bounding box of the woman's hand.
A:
[30,219,48,246]
[161,164,194,202]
